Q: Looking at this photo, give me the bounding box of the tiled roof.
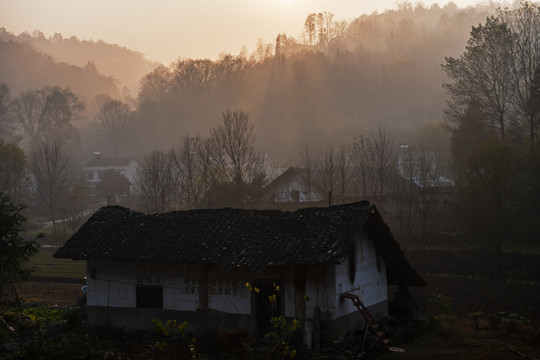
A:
[264,166,385,198]
[84,157,135,167]
[54,201,426,286]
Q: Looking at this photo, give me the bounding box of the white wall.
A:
[83,160,138,184]
[87,234,387,322]
[87,260,296,317]
[333,232,388,319]
[87,260,198,310]
[272,177,322,203]
[123,160,138,183]
[207,268,290,315]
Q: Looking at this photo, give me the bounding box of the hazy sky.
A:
[1,0,484,65]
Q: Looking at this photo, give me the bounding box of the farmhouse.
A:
[54,201,425,338]
[264,167,324,203]
[83,152,138,184]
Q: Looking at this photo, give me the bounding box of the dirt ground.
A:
[377,317,540,360]
[381,274,540,360]
[17,281,82,306]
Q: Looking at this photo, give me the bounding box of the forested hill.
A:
[131,3,492,158]
[0,28,158,96]
[0,36,119,102]
[0,3,496,159]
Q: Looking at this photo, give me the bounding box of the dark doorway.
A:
[252,281,281,337]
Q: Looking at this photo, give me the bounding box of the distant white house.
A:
[397,146,454,188]
[83,152,138,184]
[265,167,324,203]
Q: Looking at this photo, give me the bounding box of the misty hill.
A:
[0,35,119,102]
[0,29,158,95]
[129,3,492,160]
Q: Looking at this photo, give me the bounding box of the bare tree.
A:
[39,90,79,144]
[208,108,266,207]
[316,13,327,46]
[335,144,350,204]
[304,13,317,45]
[0,141,33,205]
[96,99,132,156]
[0,83,9,119]
[351,135,374,199]
[394,143,444,251]
[11,89,42,141]
[211,108,264,186]
[414,145,443,249]
[138,65,172,104]
[442,16,516,139]
[315,145,336,204]
[455,140,520,253]
[172,59,216,92]
[12,86,84,147]
[0,83,14,140]
[334,20,348,38]
[316,11,335,46]
[371,123,395,201]
[501,3,540,152]
[30,138,72,234]
[252,38,274,62]
[134,149,179,213]
[394,145,418,251]
[298,142,316,202]
[215,53,250,92]
[173,135,213,209]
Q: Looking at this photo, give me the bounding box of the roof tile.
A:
[54,201,426,286]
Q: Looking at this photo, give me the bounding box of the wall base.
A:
[86,306,250,334]
[87,300,387,338]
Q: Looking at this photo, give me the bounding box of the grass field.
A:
[30,246,86,281]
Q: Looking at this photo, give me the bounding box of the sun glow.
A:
[275,0,297,5]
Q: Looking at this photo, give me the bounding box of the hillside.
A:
[0,37,119,102]
[0,28,158,95]
[128,3,493,159]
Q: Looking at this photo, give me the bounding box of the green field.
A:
[30,246,86,281]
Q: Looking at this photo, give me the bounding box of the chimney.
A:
[93,152,102,159]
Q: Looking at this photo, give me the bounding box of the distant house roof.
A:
[54,201,426,286]
[268,166,306,185]
[84,157,136,168]
[264,166,382,199]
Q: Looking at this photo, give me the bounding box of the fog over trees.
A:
[124,3,493,160]
[1,3,495,160]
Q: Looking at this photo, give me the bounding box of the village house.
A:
[83,152,138,185]
[54,201,425,340]
[264,167,324,204]
[264,166,379,205]
[397,145,454,189]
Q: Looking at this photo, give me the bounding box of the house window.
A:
[86,171,94,181]
[136,285,163,309]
